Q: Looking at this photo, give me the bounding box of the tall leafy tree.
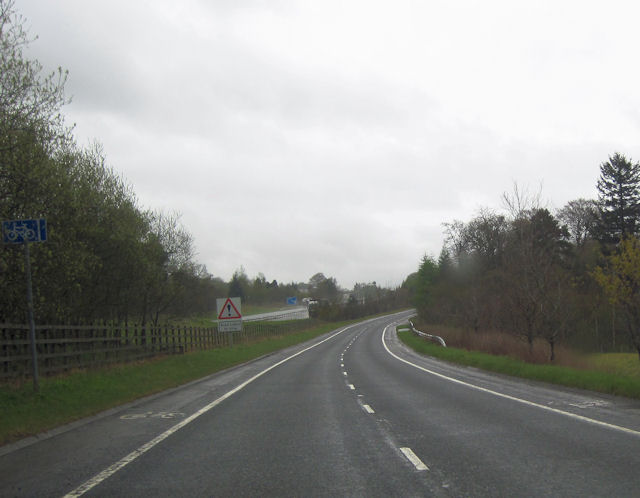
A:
[308,272,339,302]
[593,236,640,361]
[412,255,439,316]
[0,0,70,152]
[228,268,249,300]
[502,208,572,358]
[596,153,640,245]
[556,198,599,248]
[0,0,76,322]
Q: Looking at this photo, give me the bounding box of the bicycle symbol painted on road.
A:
[120,411,186,420]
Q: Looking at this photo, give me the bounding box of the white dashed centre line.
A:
[362,404,375,414]
[400,447,429,471]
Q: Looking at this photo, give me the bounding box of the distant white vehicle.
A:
[302,297,317,308]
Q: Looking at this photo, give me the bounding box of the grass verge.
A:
[587,352,640,378]
[0,321,348,447]
[397,330,640,399]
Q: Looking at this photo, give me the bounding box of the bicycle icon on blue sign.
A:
[2,219,47,244]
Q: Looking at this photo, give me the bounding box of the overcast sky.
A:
[16,0,640,288]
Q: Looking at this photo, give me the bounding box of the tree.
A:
[0,0,70,152]
[228,267,249,301]
[250,273,269,304]
[441,210,510,332]
[462,209,508,270]
[502,208,572,358]
[352,282,380,305]
[593,236,640,361]
[140,210,195,325]
[557,198,599,248]
[308,272,339,302]
[596,153,640,245]
[413,255,439,316]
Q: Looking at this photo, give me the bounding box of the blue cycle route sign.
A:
[2,218,47,244]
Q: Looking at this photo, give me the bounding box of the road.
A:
[1,311,639,496]
[242,306,309,322]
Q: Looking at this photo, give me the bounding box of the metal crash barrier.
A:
[408,319,446,347]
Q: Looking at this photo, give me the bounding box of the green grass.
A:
[241,304,289,315]
[397,330,640,399]
[182,315,217,327]
[165,304,294,327]
[587,353,640,378]
[0,321,347,447]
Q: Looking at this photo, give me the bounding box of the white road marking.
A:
[382,324,640,438]
[343,371,348,376]
[62,322,369,497]
[400,447,429,471]
[568,400,610,409]
[363,404,375,414]
[120,411,185,420]
[348,384,355,390]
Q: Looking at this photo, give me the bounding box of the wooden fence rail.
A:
[1,318,320,380]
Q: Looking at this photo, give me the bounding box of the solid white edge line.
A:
[400,447,429,471]
[63,319,384,498]
[382,324,640,438]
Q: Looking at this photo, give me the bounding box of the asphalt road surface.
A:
[2,311,640,496]
[242,306,309,322]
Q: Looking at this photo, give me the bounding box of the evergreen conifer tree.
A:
[596,153,640,244]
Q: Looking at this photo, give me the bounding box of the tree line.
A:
[404,153,640,361]
[227,268,409,320]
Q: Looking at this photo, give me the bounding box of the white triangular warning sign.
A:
[218,297,242,319]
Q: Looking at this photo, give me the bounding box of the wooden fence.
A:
[1,318,320,380]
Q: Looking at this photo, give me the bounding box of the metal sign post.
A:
[23,241,39,391]
[2,218,47,392]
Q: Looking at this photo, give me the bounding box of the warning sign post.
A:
[217,297,242,334]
